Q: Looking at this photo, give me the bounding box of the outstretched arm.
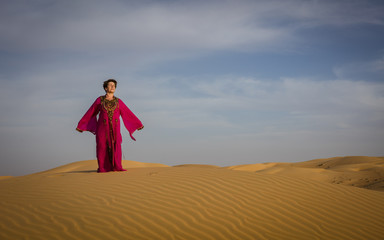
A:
[76,98,100,134]
[119,99,143,140]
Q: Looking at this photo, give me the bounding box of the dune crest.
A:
[0,176,13,180]
[1,157,384,240]
[228,156,384,191]
[35,159,169,175]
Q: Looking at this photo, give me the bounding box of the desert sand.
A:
[0,156,383,240]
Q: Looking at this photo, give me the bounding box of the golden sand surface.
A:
[0,176,13,180]
[1,157,383,240]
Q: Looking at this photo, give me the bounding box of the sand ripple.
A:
[1,158,384,239]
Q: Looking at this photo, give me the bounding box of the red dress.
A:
[77,96,143,172]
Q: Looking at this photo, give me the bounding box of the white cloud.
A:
[333,56,384,81]
[283,0,384,27]
[1,0,382,55]
[123,75,384,137]
[134,75,384,166]
[0,0,288,53]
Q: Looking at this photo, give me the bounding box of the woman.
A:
[76,79,144,172]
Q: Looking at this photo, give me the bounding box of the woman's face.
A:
[105,82,116,93]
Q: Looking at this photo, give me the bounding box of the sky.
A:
[1,0,384,176]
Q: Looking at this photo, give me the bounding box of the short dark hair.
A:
[103,79,117,92]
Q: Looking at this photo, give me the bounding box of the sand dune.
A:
[227,156,384,191]
[1,157,384,240]
[0,176,13,180]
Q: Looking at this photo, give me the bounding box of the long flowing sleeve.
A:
[76,98,100,134]
[119,99,143,141]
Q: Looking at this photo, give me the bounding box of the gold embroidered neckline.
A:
[101,96,119,121]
